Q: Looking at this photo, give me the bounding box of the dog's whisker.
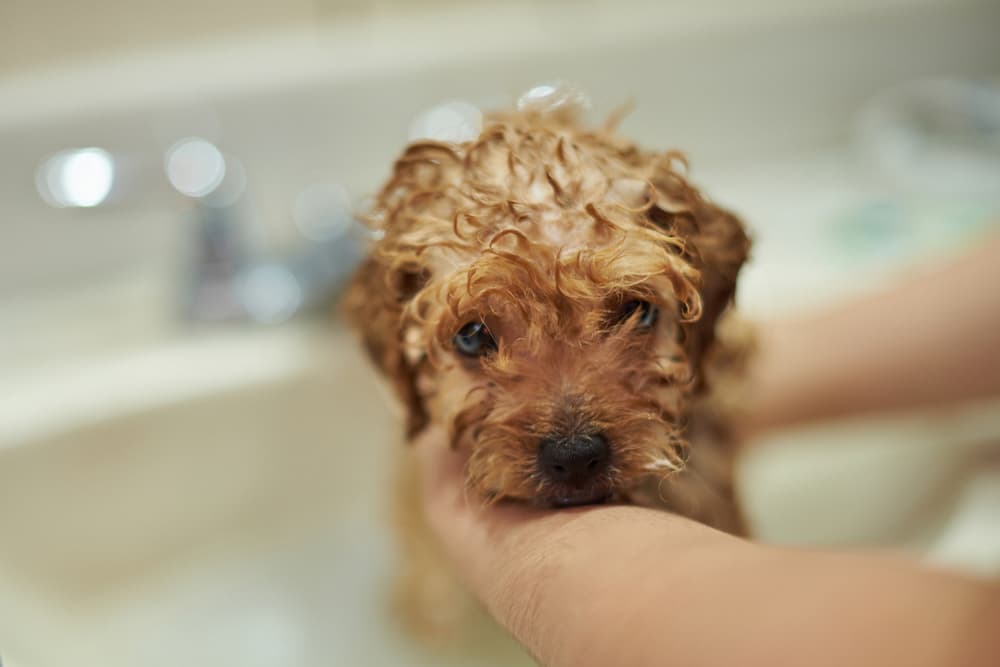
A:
[643,457,682,473]
[655,474,675,505]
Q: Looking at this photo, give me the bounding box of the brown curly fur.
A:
[346,108,749,503]
[345,112,750,636]
[343,106,751,637]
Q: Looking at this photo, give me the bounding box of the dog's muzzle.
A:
[538,431,612,506]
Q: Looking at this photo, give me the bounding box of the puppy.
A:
[344,103,752,638]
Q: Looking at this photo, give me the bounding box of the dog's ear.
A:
[678,203,750,381]
[341,255,429,437]
[649,174,750,389]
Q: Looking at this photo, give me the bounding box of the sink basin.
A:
[0,325,531,667]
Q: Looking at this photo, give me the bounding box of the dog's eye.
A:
[453,321,497,357]
[617,300,659,329]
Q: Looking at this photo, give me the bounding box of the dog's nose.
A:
[538,432,610,484]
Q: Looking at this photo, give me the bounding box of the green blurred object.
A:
[832,196,1000,268]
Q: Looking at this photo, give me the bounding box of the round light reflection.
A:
[239,264,304,324]
[165,137,226,198]
[37,147,115,208]
[409,101,482,143]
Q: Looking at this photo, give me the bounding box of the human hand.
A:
[410,426,755,666]
[411,427,1000,667]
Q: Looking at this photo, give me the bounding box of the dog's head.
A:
[344,110,749,507]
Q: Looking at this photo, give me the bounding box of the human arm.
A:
[415,428,1000,667]
[744,233,1000,437]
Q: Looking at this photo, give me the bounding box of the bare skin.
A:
[413,232,1000,666]
[415,429,1000,667]
[744,232,1000,436]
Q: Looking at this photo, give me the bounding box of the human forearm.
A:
[417,441,1000,667]
[745,235,1000,436]
[503,512,998,667]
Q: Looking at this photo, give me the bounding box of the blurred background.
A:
[1,0,999,665]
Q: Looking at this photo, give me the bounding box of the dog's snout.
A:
[538,432,610,484]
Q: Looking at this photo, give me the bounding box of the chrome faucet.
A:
[174,140,362,324]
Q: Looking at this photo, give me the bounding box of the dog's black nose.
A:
[538,432,610,484]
